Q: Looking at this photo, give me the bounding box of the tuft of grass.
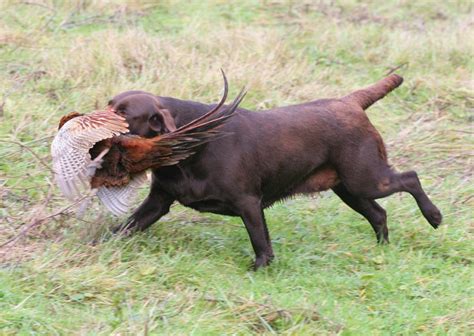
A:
[0,1,473,334]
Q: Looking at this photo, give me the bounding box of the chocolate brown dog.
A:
[108,74,442,269]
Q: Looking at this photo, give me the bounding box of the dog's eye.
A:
[114,109,126,117]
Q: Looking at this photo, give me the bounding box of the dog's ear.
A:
[160,108,177,132]
[148,108,176,133]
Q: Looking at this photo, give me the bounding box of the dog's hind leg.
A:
[332,184,388,243]
[345,169,442,229]
[338,141,442,230]
[368,170,442,229]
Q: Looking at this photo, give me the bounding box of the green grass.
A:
[0,1,473,334]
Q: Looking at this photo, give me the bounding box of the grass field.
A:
[0,1,473,334]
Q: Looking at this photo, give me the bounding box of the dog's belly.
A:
[292,165,339,194]
[262,165,340,207]
[156,163,339,216]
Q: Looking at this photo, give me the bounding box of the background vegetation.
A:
[0,1,472,334]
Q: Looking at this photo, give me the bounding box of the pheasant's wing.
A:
[51,111,128,200]
[96,172,148,216]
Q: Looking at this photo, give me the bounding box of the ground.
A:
[0,1,472,335]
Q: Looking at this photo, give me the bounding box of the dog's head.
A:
[108,91,176,138]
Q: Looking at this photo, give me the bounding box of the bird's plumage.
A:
[51,111,129,202]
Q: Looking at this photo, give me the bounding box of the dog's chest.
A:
[153,165,240,216]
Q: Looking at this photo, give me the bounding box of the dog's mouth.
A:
[108,107,125,117]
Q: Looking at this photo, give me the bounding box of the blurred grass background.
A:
[0,0,473,334]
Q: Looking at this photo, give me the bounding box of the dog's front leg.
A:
[112,184,174,235]
[238,197,274,270]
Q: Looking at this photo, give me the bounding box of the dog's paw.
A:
[424,207,442,229]
[111,225,133,236]
[377,236,390,244]
[252,254,274,271]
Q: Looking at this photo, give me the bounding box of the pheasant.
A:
[51,78,245,215]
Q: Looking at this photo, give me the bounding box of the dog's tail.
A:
[342,74,403,110]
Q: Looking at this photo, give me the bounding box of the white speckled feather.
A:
[51,111,129,201]
[96,172,148,216]
[51,111,146,215]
